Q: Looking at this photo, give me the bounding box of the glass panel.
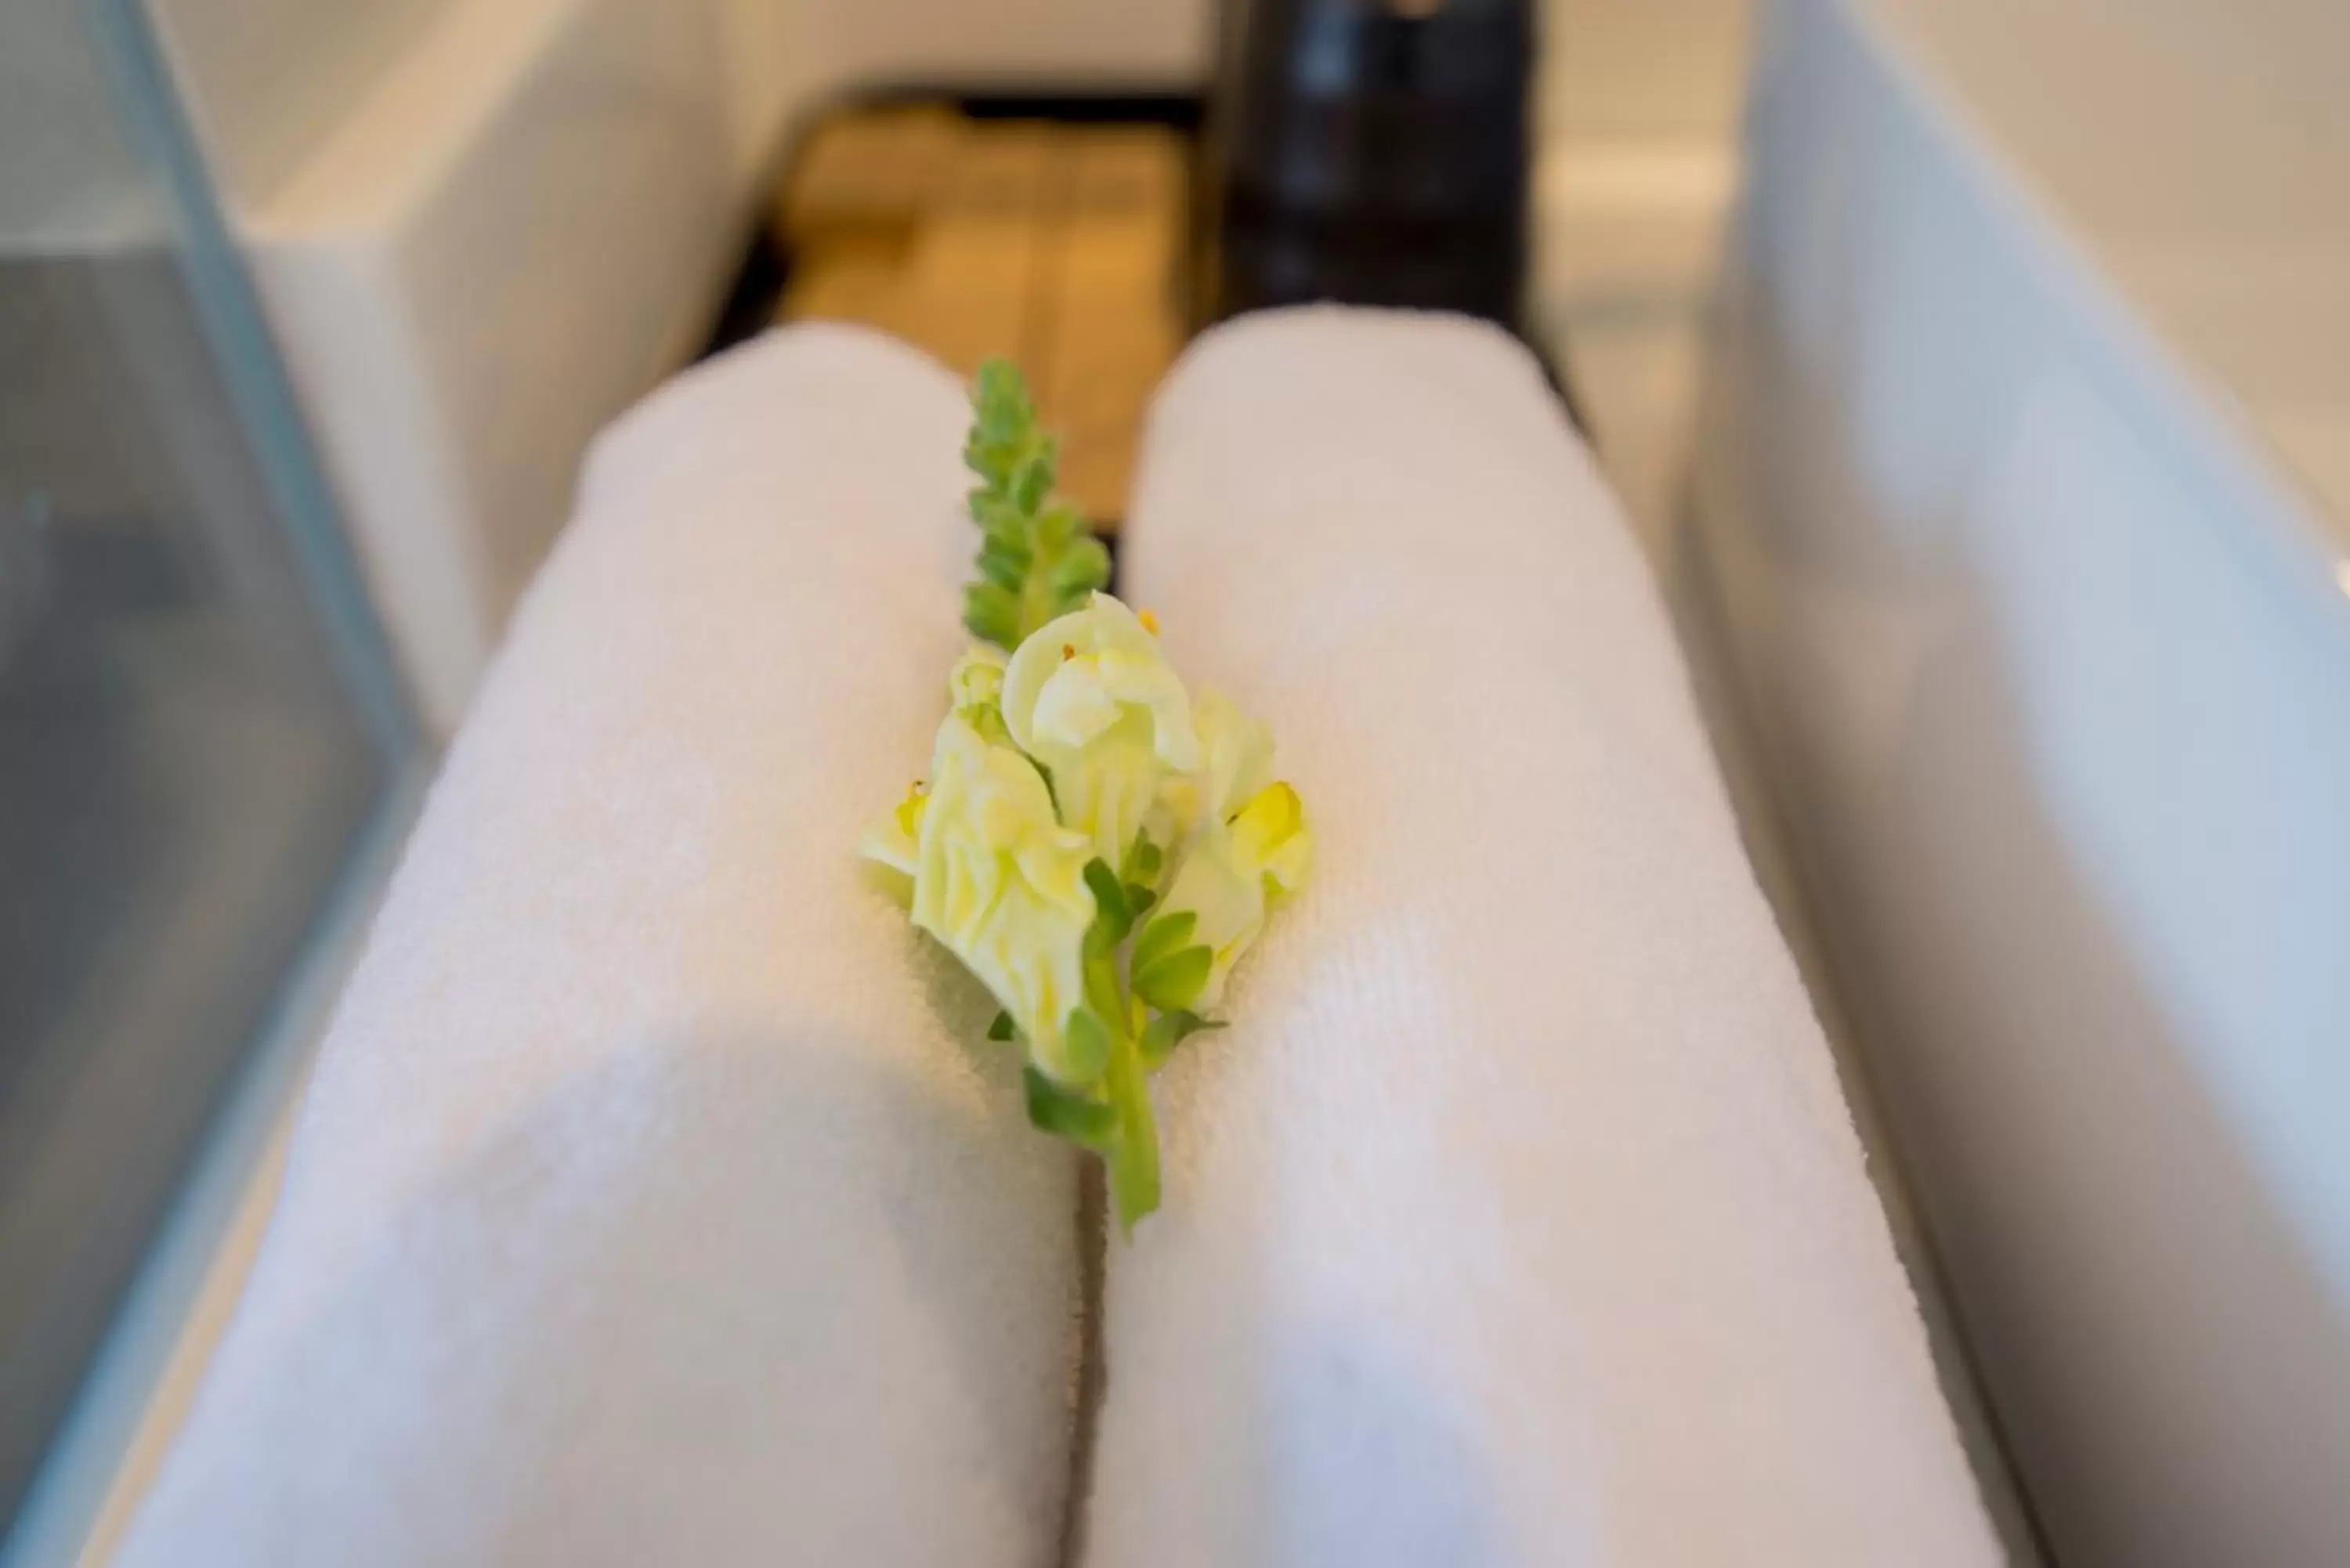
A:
[0,0,416,1534]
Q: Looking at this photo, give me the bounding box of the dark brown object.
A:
[1206,0,1534,326]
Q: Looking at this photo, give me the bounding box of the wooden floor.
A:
[772,106,1188,529]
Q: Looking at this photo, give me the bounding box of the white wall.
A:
[1690,2,2350,1562]
[142,0,454,208]
[1538,0,1750,146]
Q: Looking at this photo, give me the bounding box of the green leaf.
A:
[970,491,1025,538]
[1063,1005,1112,1083]
[986,1010,1016,1042]
[1024,1067,1116,1147]
[1046,535,1112,598]
[1033,503,1084,551]
[1014,446,1056,513]
[1133,942,1213,1013]
[1119,832,1162,888]
[1140,1008,1222,1069]
[1130,909,1195,975]
[962,581,1019,647]
[1081,865,1128,926]
[965,360,1051,496]
[1083,861,1135,961]
[977,537,1031,591]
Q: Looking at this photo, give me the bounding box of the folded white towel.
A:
[114,327,1080,1568]
[1089,309,2001,1566]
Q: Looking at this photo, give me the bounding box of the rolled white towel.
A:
[1089,309,2001,1566]
[114,327,1080,1568]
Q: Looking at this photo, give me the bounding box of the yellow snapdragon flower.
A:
[1000,594,1202,869]
[887,708,1099,1079]
[949,644,1007,716]
[1149,685,1274,855]
[1148,781,1314,1011]
[868,359,1324,1230]
[858,645,1014,889]
[858,779,927,888]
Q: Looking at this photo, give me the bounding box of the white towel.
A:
[1088,309,2001,1566]
[114,327,1080,1568]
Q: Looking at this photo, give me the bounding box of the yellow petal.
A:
[1154,780,1312,1010]
[1003,593,1201,771]
[1000,594,1204,866]
[1230,781,1312,899]
[909,711,1097,1075]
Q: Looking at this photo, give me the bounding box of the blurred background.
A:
[1,1,2343,1564]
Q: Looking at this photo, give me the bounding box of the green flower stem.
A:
[1087,952,1161,1234]
[960,359,1111,651]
